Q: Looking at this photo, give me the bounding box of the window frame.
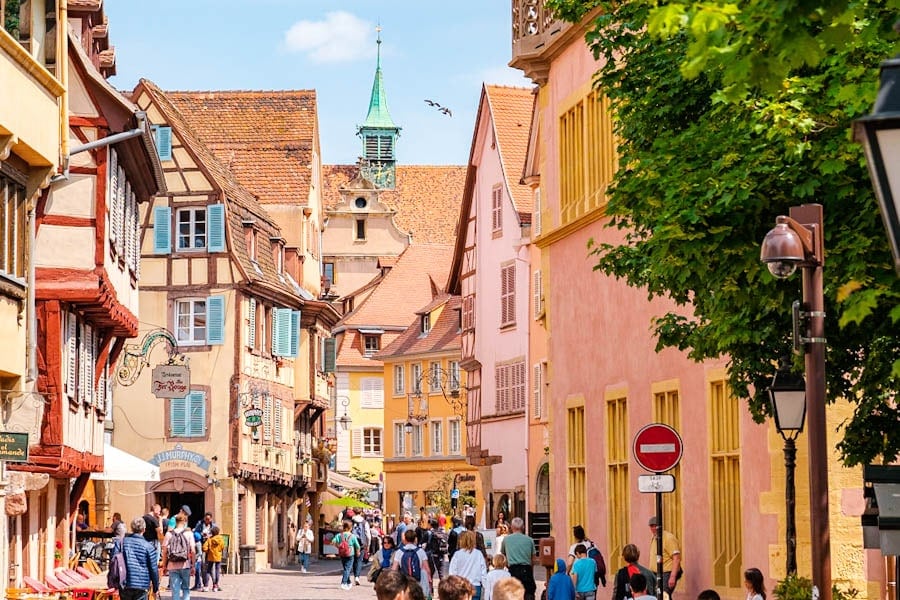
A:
[448,418,462,455]
[362,427,383,457]
[355,218,366,241]
[431,419,443,455]
[0,162,27,281]
[176,206,208,252]
[393,421,406,456]
[491,185,503,232]
[167,388,209,440]
[175,298,208,346]
[500,262,516,328]
[393,364,406,396]
[364,334,381,356]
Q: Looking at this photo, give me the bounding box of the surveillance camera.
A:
[766,260,798,279]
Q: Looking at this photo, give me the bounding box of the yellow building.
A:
[377,294,480,520]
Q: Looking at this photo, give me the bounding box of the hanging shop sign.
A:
[0,431,29,462]
[244,408,264,428]
[151,365,191,399]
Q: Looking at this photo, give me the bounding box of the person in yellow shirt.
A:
[201,525,225,592]
[648,517,682,598]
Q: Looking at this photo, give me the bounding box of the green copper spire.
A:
[363,27,396,129]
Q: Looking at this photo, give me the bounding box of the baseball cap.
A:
[181,505,192,517]
[648,516,659,526]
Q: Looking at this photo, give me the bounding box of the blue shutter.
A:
[273,308,292,356]
[248,298,256,348]
[155,126,172,161]
[207,204,226,252]
[206,295,226,345]
[170,396,187,436]
[323,338,336,373]
[188,391,206,437]
[153,206,171,254]
[286,310,301,358]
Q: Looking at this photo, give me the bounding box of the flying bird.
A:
[439,107,452,117]
[424,99,440,107]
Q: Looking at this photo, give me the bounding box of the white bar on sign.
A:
[640,443,676,453]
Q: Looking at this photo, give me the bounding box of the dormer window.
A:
[420,313,431,334]
[364,335,380,356]
[243,219,259,268]
[270,236,285,275]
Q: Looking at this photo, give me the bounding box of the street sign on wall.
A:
[633,423,683,473]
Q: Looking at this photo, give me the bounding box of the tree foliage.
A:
[545,0,900,466]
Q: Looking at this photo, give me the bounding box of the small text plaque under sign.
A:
[0,431,29,462]
[638,474,675,494]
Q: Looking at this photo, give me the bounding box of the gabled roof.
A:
[377,294,461,359]
[448,85,534,293]
[485,85,535,221]
[322,165,465,245]
[339,244,453,329]
[163,90,318,206]
[135,80,300,301]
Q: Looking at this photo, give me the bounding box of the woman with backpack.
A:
[336,520,361,590]
[162,513,195,600]
[611,544,656,600]
[368,535,397,583]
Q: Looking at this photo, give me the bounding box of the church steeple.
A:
[358,26,400,189]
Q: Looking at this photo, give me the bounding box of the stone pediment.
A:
[341,169,378,191]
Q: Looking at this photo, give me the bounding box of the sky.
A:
[104,1,532,166]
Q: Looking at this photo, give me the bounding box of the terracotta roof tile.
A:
[322,165,465,245]
[378,295,461,359]
[336,330,403,369]
[165,90,318,206]
[485,85,534,219]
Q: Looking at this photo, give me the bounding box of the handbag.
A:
[367,563,382,583]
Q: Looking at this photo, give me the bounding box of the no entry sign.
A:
[633,423,683,473]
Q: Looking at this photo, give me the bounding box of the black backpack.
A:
[429,529,449,555]
[399,547,422,580]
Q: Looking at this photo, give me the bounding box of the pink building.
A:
[449,85,534,525]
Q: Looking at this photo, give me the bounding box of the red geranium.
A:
[55,540,63,549]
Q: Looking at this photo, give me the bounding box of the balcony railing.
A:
[509,0,579,84]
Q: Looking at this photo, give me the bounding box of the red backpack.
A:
[337,533,352,558]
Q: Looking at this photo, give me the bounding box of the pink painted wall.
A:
[537,36,778,599]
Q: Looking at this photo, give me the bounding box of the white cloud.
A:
[283,11,374,64]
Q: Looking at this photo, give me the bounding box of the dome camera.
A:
[765,260,798,279]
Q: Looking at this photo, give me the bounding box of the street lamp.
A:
[768,362,807,575]
[760,203,831,600]
[336,396,352,431]
[853,57,900,274]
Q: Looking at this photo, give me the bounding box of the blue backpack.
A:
[399,547,422,580]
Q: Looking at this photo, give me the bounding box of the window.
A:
[567,401,586,529]
[364,335,380,356]
[448,419,461,455]
[654,387,682,544]
[175,296,225,346]
[429,362,441,392]
[360,378,384,409]
[431,420,443,455]
[495,361,526,413]
[606,393,629,568]
[462,295,475,331]
[533,269,544,319]
[709,379,743,589]
[411,363,423,394]
[106,149,140,278]
[533,187,542,236]
[393,365,405,396]
[355,197,368,209]
[559,91,615,225]
[169,391,207,438]
[355,218,366,240]
[420,313,431,334]
[500,263,516,327]
[449,361,460,392]
[393,422,406,456]
[533,363,544,419]
[0,162,26,280]
[491,185,503,232]
[323,262,335,286]
[411,423,423,456]
[65,313,99,409]
[177,207,207,250]
[352,427,382,458]
[271,308,300,357]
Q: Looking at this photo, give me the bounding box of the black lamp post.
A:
[854,57,900,275]
[760,203,831,600]
[769,364,807,575]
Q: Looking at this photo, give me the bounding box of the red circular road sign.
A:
[633,423,683,473]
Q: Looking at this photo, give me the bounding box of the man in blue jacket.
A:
[114,517,160,600]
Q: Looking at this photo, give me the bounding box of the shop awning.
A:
[90,444,160,482]
[328,470,375,492]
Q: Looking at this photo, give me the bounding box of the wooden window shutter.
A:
[533,269,543,319]
[534,188,542,236]
[263,393,273,442]
[248,298,256,348]
[122,181,132,262]
[272,308,292,356]
[274,399,282,444]
[116,168,126,255]
[155,125,173,161]
[492,187,502,231]
[533,363,542,419]
[153,206,171,254]
[188,391,206,436]
[288,310,301,358]
[207,204,226,252]
[78,323,87,405]
[351,429,363,457]
[508,266,516,324]
[323,338,336,373]
[65,313,77,402]
[108,150,119,244]
[206,295,226,345]
[170,395,187,436]
[514,362,526,411]
[85,325,95,406]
